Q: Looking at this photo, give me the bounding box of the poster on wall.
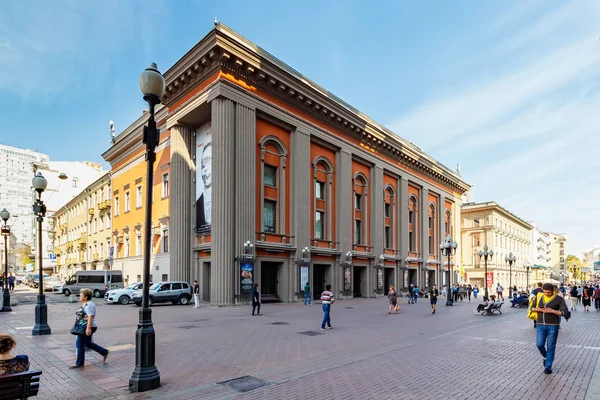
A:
[196,122,212,234]
[486,272,494,288]
[344,267,351,291]
[241,263,254,294]
[377,269,383,290]
[594,262,600,272]
[300,266,309,291]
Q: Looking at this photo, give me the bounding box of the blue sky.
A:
[0,1,598,257]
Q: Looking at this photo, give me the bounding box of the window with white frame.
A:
[136,234,142,256]
[114,197,120,216]
[124,237,130,257]
[125,191,130,212]
[162,173,169,197]
[136,185,142,208]
[163,229,169,253]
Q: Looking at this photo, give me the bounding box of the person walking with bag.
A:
[531,283,570,374]
[387,286,399,314]
[70,288,109,368]
[252,283,262,316]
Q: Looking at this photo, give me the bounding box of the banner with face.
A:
[196,122,212,234]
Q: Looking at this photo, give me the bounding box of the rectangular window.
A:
[264,165,277,187]
[409,231,415,252]
[384,202,390,218]
[125,192,130,212]
[474,219,480,227]
[263,200,277,233]
[354,194,362,210]
[137,274,141,282]
[429,234,433,254]
[409,210,414,225]
[136,235,142,256]
[315,181,325,200]
[99,217,103,231]
[354,219,361,244]
[385,226,391,248]
[136,185,142,208]
[162,274,168,282]
[162,173,169,197]
[125,237,130,257]
[114,197,120,216]
[163,230,169,253]
[315,211,325,239]
[429,216,433,229]
[473,234,481,246]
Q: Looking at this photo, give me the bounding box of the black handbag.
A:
[70,304,88,335]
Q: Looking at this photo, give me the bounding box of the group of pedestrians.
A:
[449,283,474,302]
[568,284,599,312]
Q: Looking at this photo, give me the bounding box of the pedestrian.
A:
[192,280,200,308]
[430,285,439,314]
[7,274,15,291]
[496,283,504,301]
[512,285,518,299]
[320,284,334,331]
[408,284,415,304]
[594,285,600,311]
[473,285,479,299]
[569,285,578,311]
[69,288,109,368]
[304,281,311,305]
[252,283,261,316]
[531,283,570,374]
[458,285,465,301]
[577,285,583,304]
[0,333,30,375]
[387,285,399,314]
[412,285,420,304]
[582,284,594,312]
[467,284,472,301]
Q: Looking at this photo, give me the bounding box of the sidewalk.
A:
[2,295,600,399]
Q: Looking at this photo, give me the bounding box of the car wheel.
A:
[178,296,190,305]
[63,288,71,297]
[118,295,130,305]
[149,297,154,306]
[94,289,101,298]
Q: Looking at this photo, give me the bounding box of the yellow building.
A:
[52,173,112,279]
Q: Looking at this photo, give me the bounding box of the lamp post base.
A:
[32,296,51,336]
[129,307,160,393]
[1,288,11,312]
[446,298,453,306]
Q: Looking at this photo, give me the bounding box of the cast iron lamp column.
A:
[129,63,165,393]
[32,172,50,335]
[525,263,531,291]
[478,244,494,301]
[505,252,515,298]
[1,209,11,312]
[440,235,457,306]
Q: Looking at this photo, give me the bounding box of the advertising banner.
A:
[486,272,494,288]
[344,267,351,291]
[300,266,309,291]
[594,261,600,272]
[241,263,254,294]
[195,122,212,234]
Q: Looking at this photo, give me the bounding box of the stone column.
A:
[211,97,236,305]
[371,166,384,296]
[234,104,256,300]
[292,129,311,300]
[420,187,430,288]
[338,150,353,296]
[399,177,409,288]
[169,124,193,283]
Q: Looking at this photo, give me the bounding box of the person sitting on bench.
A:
[476,295,496,313]
[0,333,30,375]
[511,292,528,307]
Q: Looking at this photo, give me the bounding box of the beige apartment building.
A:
[549,233,568,281]
[461,202,533,292]
[52,172,112,279]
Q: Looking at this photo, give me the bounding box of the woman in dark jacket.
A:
[252,283,261,316]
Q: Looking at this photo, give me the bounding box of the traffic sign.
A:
[109,246,114,257]
[49,253,56,260]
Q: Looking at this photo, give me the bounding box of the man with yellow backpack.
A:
[528,283,570,375]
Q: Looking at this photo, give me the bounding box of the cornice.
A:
[158,25,470,194]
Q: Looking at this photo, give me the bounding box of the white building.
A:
[549,233,567,278]
[0,144,49,245]
[529,222,553,283]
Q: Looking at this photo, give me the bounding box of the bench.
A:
[484,302,504,315]
[0,370,42,399]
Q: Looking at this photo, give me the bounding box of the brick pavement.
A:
[1,289,599,400]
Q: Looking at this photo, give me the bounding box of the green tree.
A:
[15,244,33,270]
[566,254,583,279]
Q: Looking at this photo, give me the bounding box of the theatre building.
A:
[103,24,470,305]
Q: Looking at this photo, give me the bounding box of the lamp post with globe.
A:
[478,245,494,301]
[1,209,11,312]
[440,235,457,306]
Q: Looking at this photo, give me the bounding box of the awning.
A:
[531,264,547,269]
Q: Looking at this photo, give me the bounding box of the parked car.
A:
[52,282,64,293]
[105,282,147,305]
[62,270,124,298]
[29,274,50,288]
[43,277,62,292]
[132,281,192,306]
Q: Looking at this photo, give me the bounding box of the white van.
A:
[62,270,124,298]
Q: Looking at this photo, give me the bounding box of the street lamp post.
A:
[440,235,457,306]
[129,63,165,393]
[1,209,11,312]
[478,245,494,301]
[505,252,516,299]
[32,173,50,335]
[525,263,530,291]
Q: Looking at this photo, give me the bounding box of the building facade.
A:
[530,222,552,283]
[52,172,113,279]
[549,233,567,279]
[103,24,470,305]
[461,202,533,291]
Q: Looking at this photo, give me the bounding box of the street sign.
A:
[594,261,600,272]
[49,253,56,260]
[109,246,114,257]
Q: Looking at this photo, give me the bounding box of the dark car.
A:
[132,281,192,306]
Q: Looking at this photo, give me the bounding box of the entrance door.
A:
[428,270,436,289]
[202,262,211,302]
[353,266,364,297]
[408,269,417,287]
[384,268,394,295]
[313,264,328,300]
[261,262,280,301]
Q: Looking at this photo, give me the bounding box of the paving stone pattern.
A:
[1,287,599,399]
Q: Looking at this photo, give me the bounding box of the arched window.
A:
[312,157,334,243]
[428,204,436,254]
[259,136,288,235]
[384,186,396,249]
[353,173,368,246]
[445,210,451,237]
[408,196,418,252]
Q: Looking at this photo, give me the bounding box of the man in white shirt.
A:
[320,284,334,331]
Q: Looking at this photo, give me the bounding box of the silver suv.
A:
[132,281,192,306]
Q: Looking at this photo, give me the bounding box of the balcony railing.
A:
[310,238,338,250]
[78,233,87,245]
